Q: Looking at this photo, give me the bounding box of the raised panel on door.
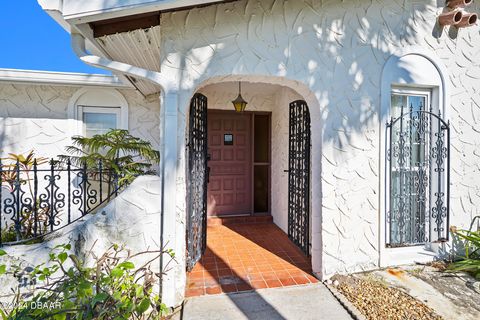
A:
[207,111,252,216]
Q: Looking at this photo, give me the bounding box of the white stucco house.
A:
[1,0,479,308]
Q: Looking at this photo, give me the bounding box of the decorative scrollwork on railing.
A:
[39,161,65,232]
[0,158,122,245]
[72,167,98,217]
[386,109,450,247]
[2,162,36,241]
[410,110,430,145]
[432,192,448,238]
[432,130,448,172]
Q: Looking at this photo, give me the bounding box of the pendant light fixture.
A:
[232,82,248,112]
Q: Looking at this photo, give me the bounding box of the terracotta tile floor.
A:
[186,222,318,297]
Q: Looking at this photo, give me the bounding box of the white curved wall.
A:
[0,176,163,302]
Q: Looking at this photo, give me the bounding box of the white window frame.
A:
[78,106,122,137]
[386,87,432,248]
[68,88,129,137]
[390,86,437,115]
[382,86,442,266]
[379,47,450,267]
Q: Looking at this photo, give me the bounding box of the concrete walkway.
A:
[175,284,353,320]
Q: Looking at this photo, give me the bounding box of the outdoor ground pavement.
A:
[186,222,318,297]
[176,284,353,320]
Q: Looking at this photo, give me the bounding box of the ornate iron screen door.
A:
[386,94,450,247]
[288,100,311,255]
[186,93,208,271]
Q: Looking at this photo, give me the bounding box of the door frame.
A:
[251,111,272,216]
[206,109,272,217]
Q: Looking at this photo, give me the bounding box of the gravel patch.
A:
[332,274,442,320]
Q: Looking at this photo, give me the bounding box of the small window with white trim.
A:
[78,106,121,137]
[386,87,450,247]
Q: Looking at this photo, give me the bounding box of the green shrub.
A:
[1,244,173,319]
[447,226,480,279]
[59,129,160,186]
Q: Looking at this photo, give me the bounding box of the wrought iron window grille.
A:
[385,105,450,247]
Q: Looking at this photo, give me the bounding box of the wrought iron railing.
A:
[0,159,122,245]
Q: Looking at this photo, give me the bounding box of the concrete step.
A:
[207,215,273,226]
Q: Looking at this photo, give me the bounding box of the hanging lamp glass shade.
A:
[232,82,248,112]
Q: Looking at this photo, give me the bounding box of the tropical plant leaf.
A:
[135,298,150,314]
[449,227,480,278]
[118,261,135,270]
[59,129,160,189]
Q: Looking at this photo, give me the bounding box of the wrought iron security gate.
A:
[186,93,208,271]
[386,107,450,247]
[287,100,311,255]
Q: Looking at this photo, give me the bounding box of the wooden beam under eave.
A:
[89,0,240,38]
[91,12,160,38]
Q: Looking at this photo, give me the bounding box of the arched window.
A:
[381,48,450,253]
[68,88,128,137]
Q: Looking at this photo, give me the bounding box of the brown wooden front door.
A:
[207,111,252,216]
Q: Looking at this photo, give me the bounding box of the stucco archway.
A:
[183,75,323,278]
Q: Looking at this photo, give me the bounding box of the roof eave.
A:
[37,0,70,32]
[0,68,132,88]
[61,0,227,25]
[36,1,139,91]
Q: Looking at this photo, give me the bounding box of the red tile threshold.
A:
[185,222,318,297]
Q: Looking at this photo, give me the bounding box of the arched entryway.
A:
[185,77,321,296]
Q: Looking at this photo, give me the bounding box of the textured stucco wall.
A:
[0,84,76,157]
[0,83,160,158]
[8,0,480,308]
[271,86,304,233]
[156,0,480,298]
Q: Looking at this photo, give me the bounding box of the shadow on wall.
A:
[161,0,433,148]
[166,0,432,278]
[83,0,478,305]
[73,0,439,160]
[437,216,480,260]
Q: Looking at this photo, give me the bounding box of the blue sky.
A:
[0,0,109,74]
